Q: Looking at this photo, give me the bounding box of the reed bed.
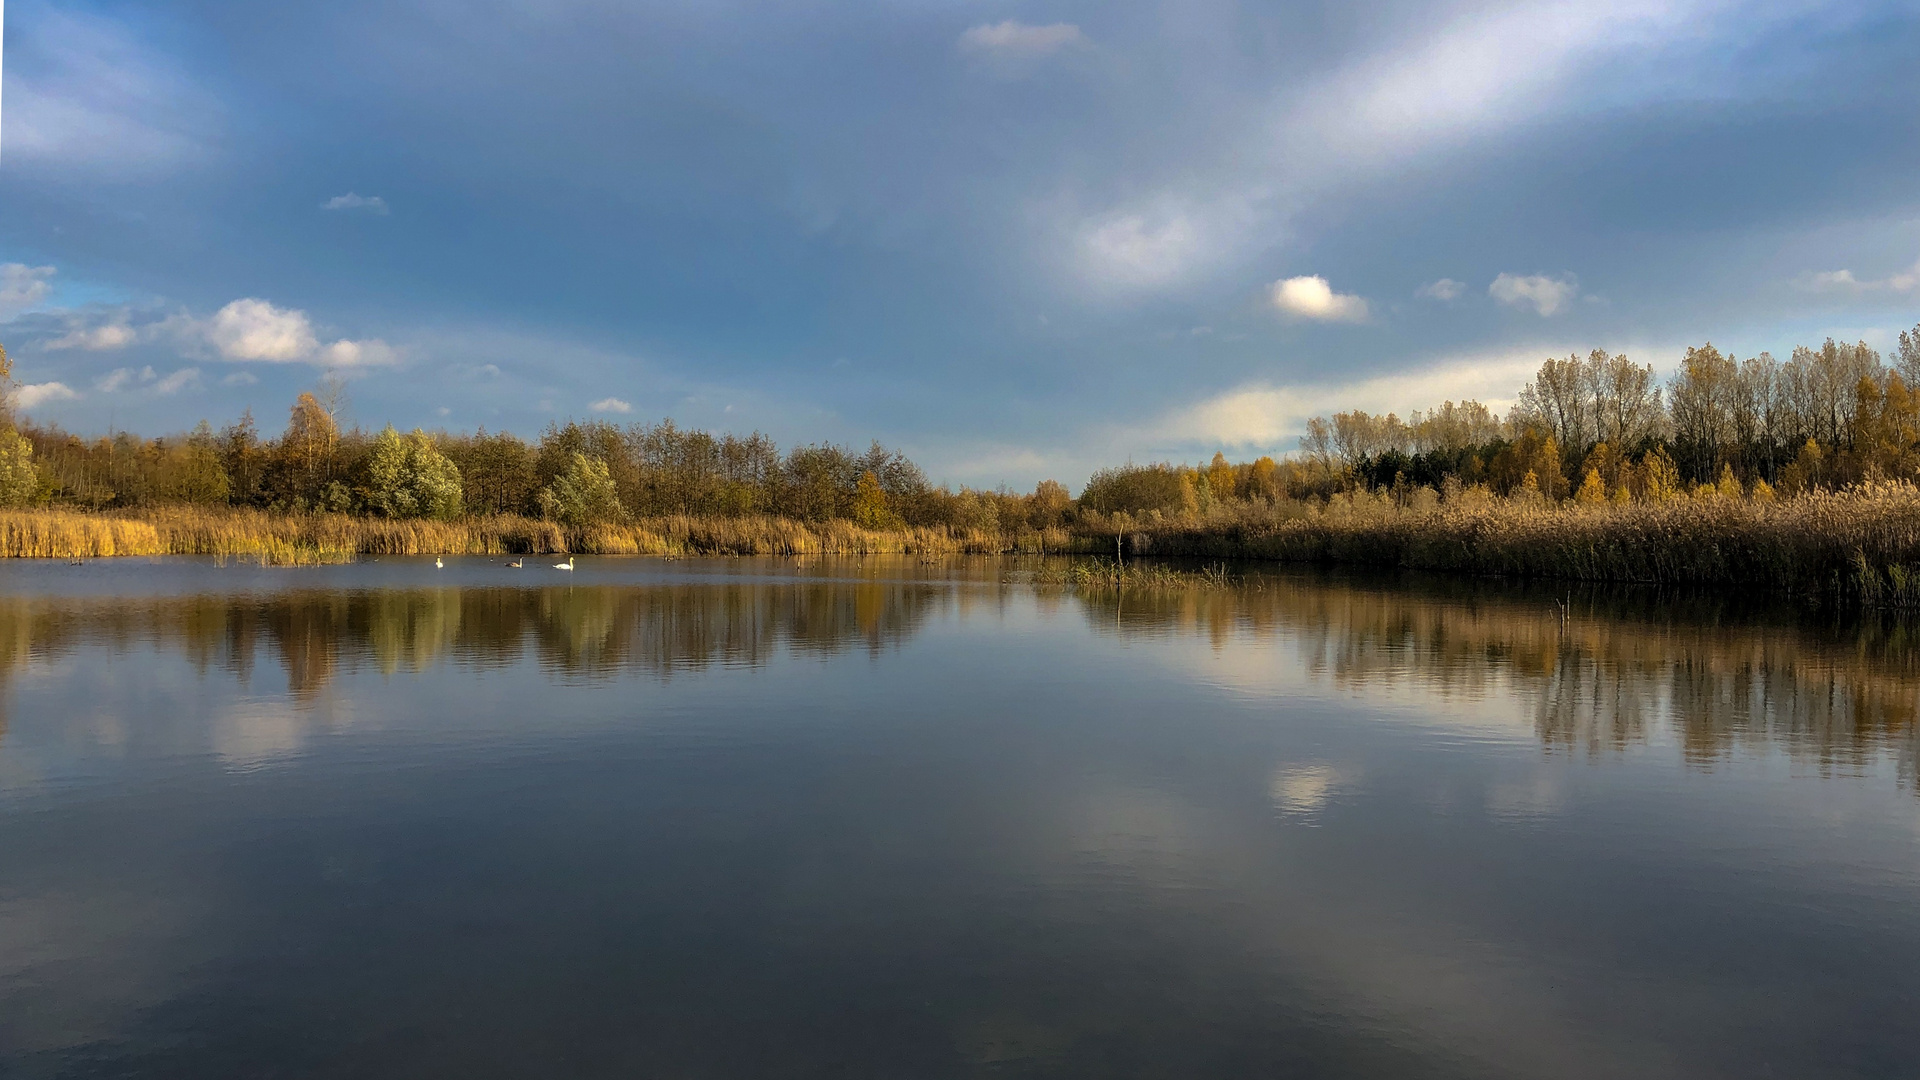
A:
[0,507,1040,562]
[1125,483,1920,602]
[0,511,165,558]
[17,489,1920,606]
[1031,558,1242,590]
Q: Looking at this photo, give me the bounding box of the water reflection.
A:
[1087,575,1920,780]
[4,562,1920,1079]
[2,566,1918,781]
[0,580,945,704]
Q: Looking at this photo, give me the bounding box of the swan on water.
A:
[554,557,575,571]
[435,556,444,569]
[508,558,523,568]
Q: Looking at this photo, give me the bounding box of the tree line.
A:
[0,369,1075,533]
[2,324,1917,528]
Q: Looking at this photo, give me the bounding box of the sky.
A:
[1,0,1918,490]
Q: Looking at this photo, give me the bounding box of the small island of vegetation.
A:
[5,327,1920,605]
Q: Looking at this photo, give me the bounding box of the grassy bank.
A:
[0,507,1062,563]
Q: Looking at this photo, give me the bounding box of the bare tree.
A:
[1668,344,1737,480]
[1514,355,1591,455]
[1587,350,1662,450]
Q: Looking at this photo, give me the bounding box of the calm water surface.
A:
[2,556,1918,1078]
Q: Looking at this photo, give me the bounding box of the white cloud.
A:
[589,397,633,414]
[15,382,81,409]
[1270,275,1369,322]
[0,264,57,319]
[1489,273,1579,316]
[221,371,259,387]
[1417,278,1467,301]
[318,338,401,369]
[41,320,136,351]
[1795,258,1920,295]
[957,20,1086,59]
[207,299,320,361]
[184,299,394,368]
[322,193,390,214]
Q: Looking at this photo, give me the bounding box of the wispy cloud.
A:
[153,367,201,395]
[1270,276,1369,323]
[2,6,222,173]
[1795,257,1920,295]
[1080,210,1201,287]
[1489,273,1579,316]
[41,319,136,351]
[1061,0,1810,292]
[322,193,390,214]
[1142,345,1570,450]
[96,365,203,396]
[958,21,1087,60]
[589,397,633,414]
[95,367,148,393]
[1417,278,1466,301]
[0,264,57,319]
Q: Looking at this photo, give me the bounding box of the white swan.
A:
[554,556,575,571]
[435,556,444,569]
[508,558,523,568]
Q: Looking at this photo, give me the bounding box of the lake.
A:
[1,556,1917,1078]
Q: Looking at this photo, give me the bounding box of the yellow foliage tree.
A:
[1640,446,1680,502]
[851,470,900,529]
[1574,468,1607,504]
[1715,463,1741,499]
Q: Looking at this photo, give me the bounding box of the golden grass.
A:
[0,507,1057,562]
[0,510,164,558]
[17,487,1920,605]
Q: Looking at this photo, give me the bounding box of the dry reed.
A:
[1114,482,1920,604]
[0,507,1039,562]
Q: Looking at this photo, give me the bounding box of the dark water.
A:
[2,557,1918,1079]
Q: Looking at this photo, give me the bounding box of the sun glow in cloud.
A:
[1270,276,1369,322]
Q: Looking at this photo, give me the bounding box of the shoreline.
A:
[7,490,1920,606]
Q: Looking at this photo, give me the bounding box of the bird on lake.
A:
[554,556,575,571]
[508,558,523,568]
[435,556,444,569]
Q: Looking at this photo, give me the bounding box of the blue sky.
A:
[1,0,1917,489]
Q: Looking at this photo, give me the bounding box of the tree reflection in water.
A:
[1,569,1917,784]
[1077,574,1920,784]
